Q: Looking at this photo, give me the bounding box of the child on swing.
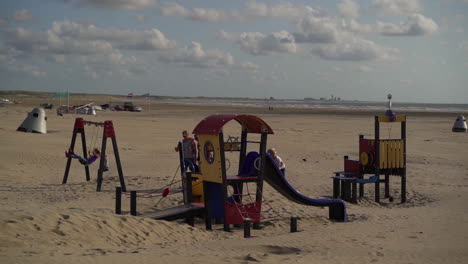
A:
[65,148,100,166]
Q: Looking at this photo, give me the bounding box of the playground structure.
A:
[63,118,127,192]
[332,114,407,203]
[117,114,346,233]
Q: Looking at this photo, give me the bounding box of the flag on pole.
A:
[127,93,134,98]
[53,92,68,98]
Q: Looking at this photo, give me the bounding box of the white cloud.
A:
[190,8,228,23]
[399,79,412,84]
[52,54,66,63]
[237,31,297,55]
[0,53,47,77]
[50,21,176,50]
[158,2,322,23]
[78,51,144,79]
[4,21,177,56]
[241,61,260,71]
[133,14,146,24]
[0,16,6,26]
[311,37,399,61]
[159,3,228,23]
[459,41,468,52]
[13,9,34,23]
[371,0,421,16]
[293,16,341,43]
[76,0,156,10]
[337,0,360,19]
[242,2,320,20]
[376,14,438,36]
[160,3,190,17]
[358,65,373,72]
[158,42,234,68]
[216,30,237,41]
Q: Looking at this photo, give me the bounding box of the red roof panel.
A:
[192,114,274,135]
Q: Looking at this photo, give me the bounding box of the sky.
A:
[0,0,467,104]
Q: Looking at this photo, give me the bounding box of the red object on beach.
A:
[162,188,171,197]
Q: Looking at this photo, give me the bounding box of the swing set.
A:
[62,118,127,192]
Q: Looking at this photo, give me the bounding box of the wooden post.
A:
[96,136,107,192]
[63,118,90,184]
[130,191,137,216]
[253,131,267,230]
[351,181,357,203]
[238,129,248,173]
[203,181,212,231]
[401,120,407,203]
[218,132,230,232]
[111,136,126,192]
[96,121,126,192]
[244,218,252,238]
[63,129,77,184]
[185,172,195,226]
[374,116,380,203]
[290,216,298,233]
[384,174,390,198]
[115,186,122,214]
[80,128,90,181]
[333,172,340,198]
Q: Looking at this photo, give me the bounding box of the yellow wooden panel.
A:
[198,134,223,183]
[380,141,386,169]
[400,140,405,168]
[389,141,394,168]
[377,115,406,123]
[392,140,397,168]
[397,140,402,168]
[191,173,204,202]
[395,140,401,168]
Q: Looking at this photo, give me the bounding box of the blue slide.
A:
[263,154,347,221]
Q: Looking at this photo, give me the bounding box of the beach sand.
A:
[1,94,467,263]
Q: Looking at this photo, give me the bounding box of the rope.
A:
[153,164,182,207]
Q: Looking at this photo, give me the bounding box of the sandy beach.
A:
[1,93,467,264]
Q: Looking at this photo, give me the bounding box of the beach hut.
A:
[17,107,47,134]
[452,115,467,132]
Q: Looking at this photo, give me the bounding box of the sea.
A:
[157,98,468,114]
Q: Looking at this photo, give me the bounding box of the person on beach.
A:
[268,148,286,176]
[65,148,100,166]
[175,130,199,172]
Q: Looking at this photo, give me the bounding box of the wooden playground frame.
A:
[62,117,127,192]
[333,115,407,203]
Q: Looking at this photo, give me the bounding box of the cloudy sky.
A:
[0,0,467,103]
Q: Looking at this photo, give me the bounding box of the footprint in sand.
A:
[261,245,302,255]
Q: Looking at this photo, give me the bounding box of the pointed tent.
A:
[17,107,47,134]
[452,115,467,132]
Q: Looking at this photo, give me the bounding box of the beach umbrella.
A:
[452,115,467,132]
[17,107,47,134]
